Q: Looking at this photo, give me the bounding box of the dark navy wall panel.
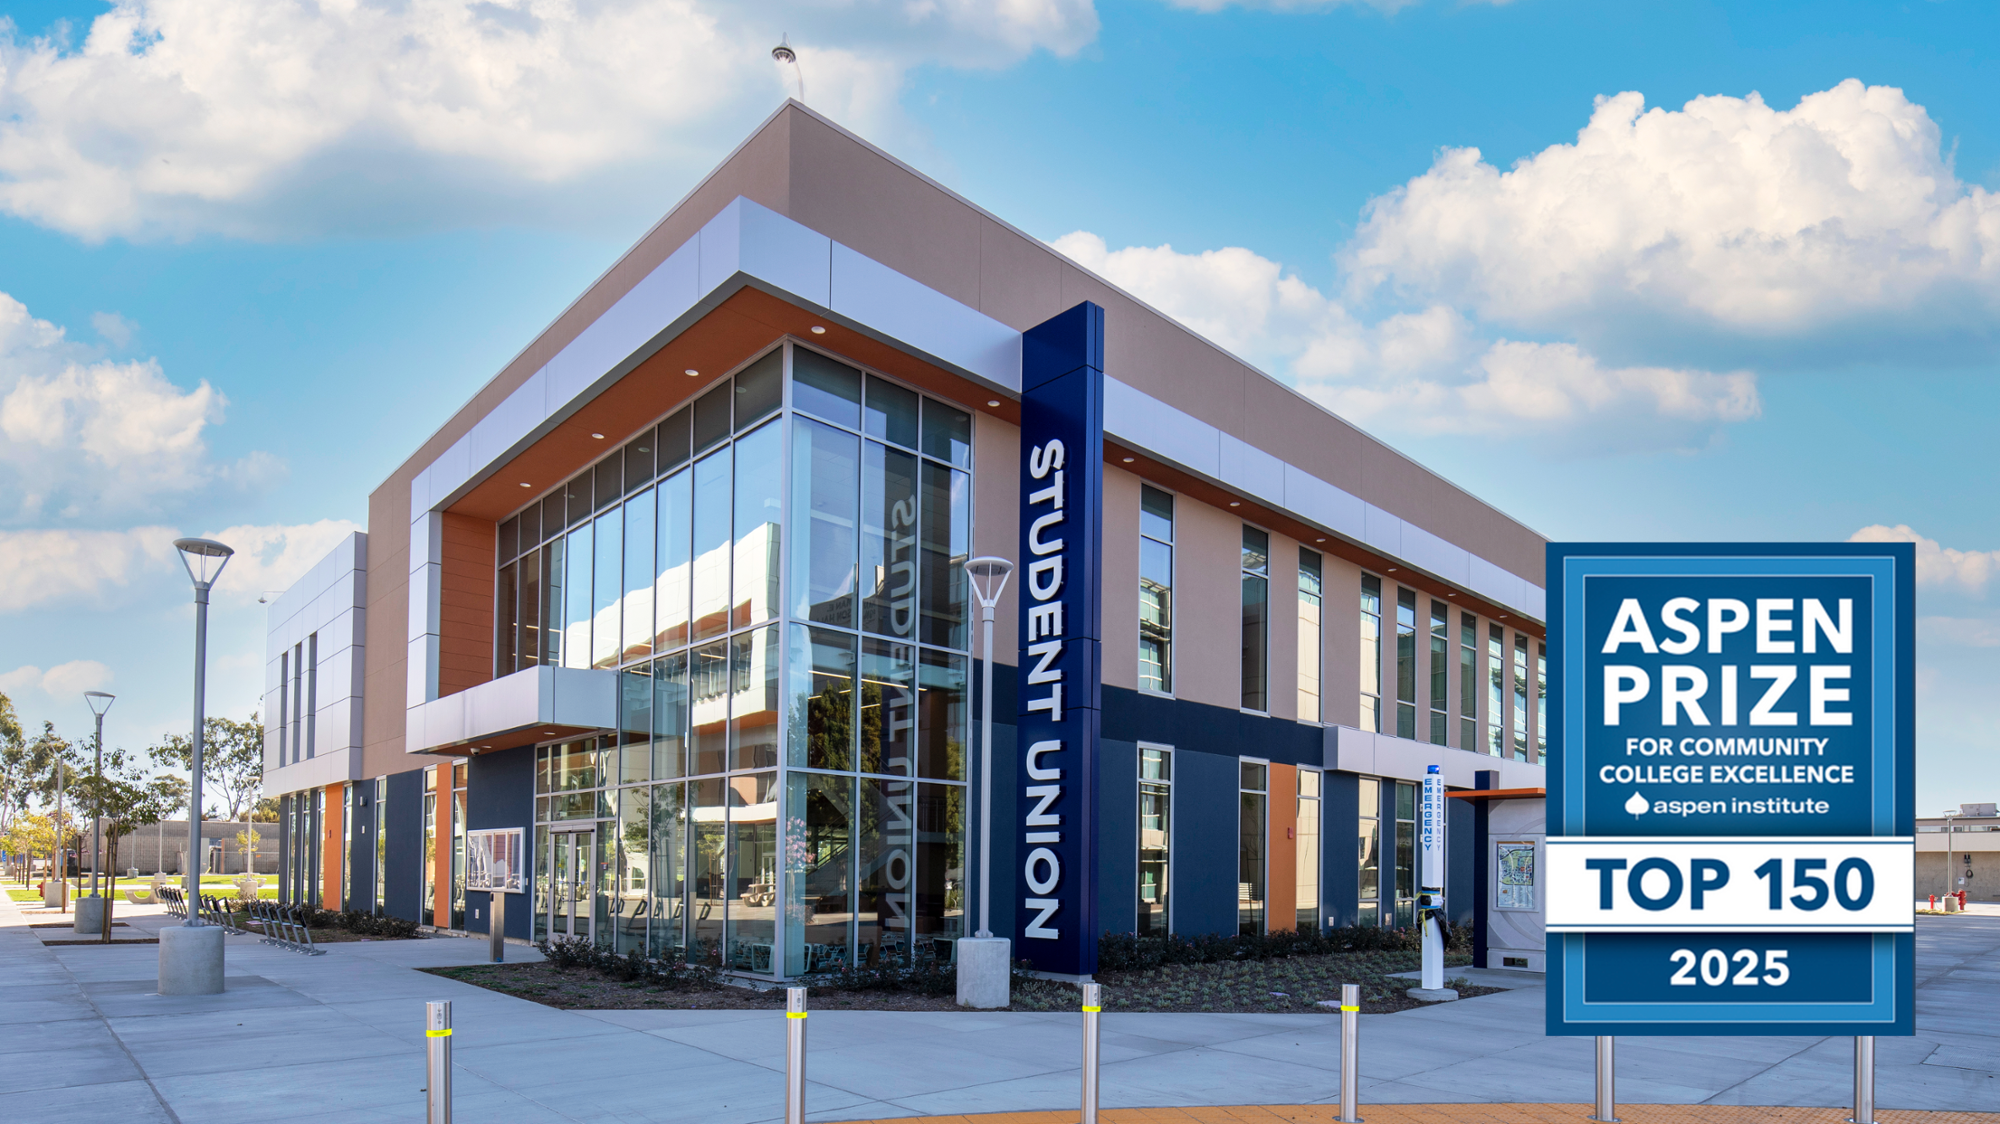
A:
[1103,688,1321,767]
[385,769,424,922]
[1096,737,1137,938]
[1447,798,1473,927]
[467,745,534,941]
[1323,770,1360,929]
[1172,749,1241,938]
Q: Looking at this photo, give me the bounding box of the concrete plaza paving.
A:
[2,893,1995,1123]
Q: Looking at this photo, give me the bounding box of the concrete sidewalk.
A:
[3,894,1995,1123]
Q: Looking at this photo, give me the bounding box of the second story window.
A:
[1241,527,1270,712]
[1513,633,1530,762]
[1487,624,1506,757]
[1297,548,1323,722]
[1428,600,1449,746]
[1360,575,1382,732]
[1139,486,1174,693]
[1395,587,1417,738]
[1459,612,1478,751]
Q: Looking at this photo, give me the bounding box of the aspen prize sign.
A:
[1546,542,1915,1036]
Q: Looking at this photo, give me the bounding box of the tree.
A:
[150,713,263,822]
[0,689,31,849]
[72,749,185,941]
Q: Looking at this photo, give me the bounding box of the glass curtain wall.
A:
[1138,487,1174,692]
[1137,747,1171,934]
[505,342,972,978]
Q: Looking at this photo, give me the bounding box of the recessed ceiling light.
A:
[810,326,826,335]
[987,400,1001,407]
[1229,501,1240,507]
[1121,456,1134,463]
[1316,538,1325,543]
[590,433,605,439]
[1500,614,1509,619]
[684,368,700,377]
[1387,567,1397,572]
[519,482,532,488]
[1448,592,1457,597]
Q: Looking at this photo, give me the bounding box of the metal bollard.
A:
[1338,983,1361,1123]
[1081,982,1102,1124]
[1592,1035,1619,1122]
[489,893,506,963]
[425,1000,452,1124]
[1851,1036,1875,1124]
[785,987,808,1124]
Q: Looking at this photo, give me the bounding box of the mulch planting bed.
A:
[427,949,1495,1015]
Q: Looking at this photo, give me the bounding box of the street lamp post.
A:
[957,556,1013,1009]
[161,537,233,996]
[76,691,115,938]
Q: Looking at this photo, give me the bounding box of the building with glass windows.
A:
[261,102,1551,981]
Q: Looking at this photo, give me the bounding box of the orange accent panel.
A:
[439,513,498,697]
[321,784,343,911]
[1267,763,1297,932]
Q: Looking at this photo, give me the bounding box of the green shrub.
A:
[535,937,719,989]
[1096,922,1471,972]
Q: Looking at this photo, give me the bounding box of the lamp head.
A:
[173,537,234,588]
[771,34,796,64]
[964,556,1015,610]
[84,691,115,717]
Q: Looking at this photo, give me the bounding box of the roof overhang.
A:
[407,665,619,756]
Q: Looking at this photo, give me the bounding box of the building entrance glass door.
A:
[549,829,595,942]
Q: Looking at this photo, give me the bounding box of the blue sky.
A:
[1,0,1994,815]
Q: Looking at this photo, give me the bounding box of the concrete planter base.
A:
[955,937,1012,1009]
[73,896,107,936]
[1407,986,1460,1003]
[159,924,225,995]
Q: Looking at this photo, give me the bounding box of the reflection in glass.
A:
[790,418,858,627]
[496,559,517,673]
[690,777,726,965]
[1296,769,1321,933]
[655,468,692,650]
[1357,775,1380,927]
[692,447,732,641]
[784,771,853,975]
[726,771,779,973]
[693,380,731,453]
[861,442,919,639]
[863,374,918,448]
[620,666,651,785]
[735,350,782,430]
[614,786,649,956]
[793,347,862,427]
[648,782,686,958]
[857,774,915,968]
[789,625,854,770]
[734,421,781,629]
[1138,748,1170,936]
[623,487,654,662]
[919,462,968,649]
[731,624,780,771]
[921,397,971,468]
[592,513,623,669]
[859,638,915,777]
[520,546,542,666]
[689,641,729,776]
[914,783,964,958]
[1239,785,1266,936]
[564,528,591,669]
[915,649,966,780]
[543,538,564,668]
[652,652,688,780]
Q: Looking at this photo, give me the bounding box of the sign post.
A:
[1417,765,1449,995]
[1546,542,1915,1041]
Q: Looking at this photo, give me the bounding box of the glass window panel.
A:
[1460,613,1479,751]
[1357,777,1380,924]
[1239,789,1266,936]
[1139,485,1173,543]
[1139,537,1172,693]
[499,516,519,564]
[1241,570,1268,711]
[591,513,622,669]
[913,782,965,958]
[652,652,688,780]
[730,623,781,771]
[1241,526,1269,574]
[562,474,589,529]
[553,739,597,792]
[623,431,654,492]
[734,350,782,431]
[919,462,969,649]
[520,546,543,666]
[733,421,782,629]
[532,824,547,942]
[654,468,692,650]
[1536,643,1548,763]
[787,624,855,771]
[916,649,966,780]
[1513,633,1530,762]
[793,347,862,428]
[539,492,563,544]
[620,665,652,785]
[594,456,621,512]
[1298,548,1321,723]
[496,559,518,675]
[535,745,550,795]
[520,503,540,552]
[1360,575,1382,732]
[860,441,920,639]
[623,487,655,662]
[863,374,919,449]
[689,641,729,775]
[857,773,917,968]
[689,777,726,966]
[613,786,649,956]
[1296,770,1321,934]
[647,782,686,959]
[920,398,971,468]
[784,771,854,975]
[691,446,732,641]
[790,417,859,627]
[657,407,691,474]
[1488,625,1506,757]
[1429,601,1449,746]
[725,770,778,973]
[562,528,591,669]
[1141,747,1171,782]
[860,638,916,777]
[1239,761,1267,792]
[693,381,731,453]
[1396,588,1416,738]
[1138,751,1170,937]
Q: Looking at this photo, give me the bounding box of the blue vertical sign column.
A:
[1014,302,1105,977]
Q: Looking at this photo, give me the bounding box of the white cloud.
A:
[1850,525,2000,594]
[204,518,364,598]
[0,0,1098,240]
[0,519,356,611]
[1051,231,1760,449]
[0,290,279,522]
[0,659,114,698]
[90,312,135,348]
[1345,80,2000,352]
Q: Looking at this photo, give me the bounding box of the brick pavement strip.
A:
[831,1108,2000,1124]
